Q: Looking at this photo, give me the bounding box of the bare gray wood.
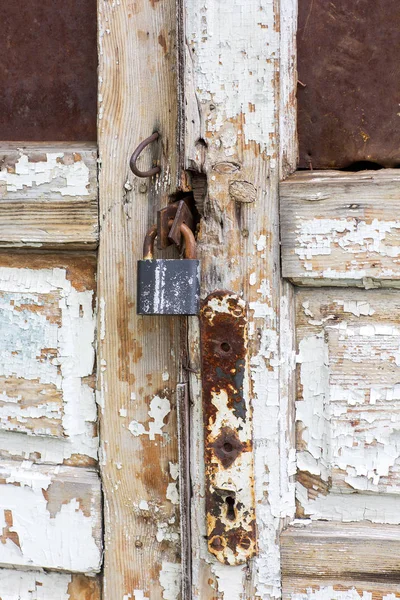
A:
[0,143,98,249]
[280,170,400,285]
[281,521,400,578]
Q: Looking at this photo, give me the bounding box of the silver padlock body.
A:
[137,259,200,315]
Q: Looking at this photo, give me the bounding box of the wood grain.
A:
[0,143,98,249]
[282,578,400,600]
[97,0,181,597]
[281,521,400,579]
[280,170,400,285]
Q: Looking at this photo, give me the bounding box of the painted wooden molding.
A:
[0,143,98,249]
[280,170,400,285]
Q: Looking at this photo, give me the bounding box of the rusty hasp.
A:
[200,291,256,565]
[157,198,194,250]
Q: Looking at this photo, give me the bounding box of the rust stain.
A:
[67,574,101,600]
[158,32,167,55]
[116,262,136,384]
[0,509,21,550]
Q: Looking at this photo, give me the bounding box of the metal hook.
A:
[129,132,161,178]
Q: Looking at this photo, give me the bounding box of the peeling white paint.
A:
[296,291,400,524]
[133,591,149,600]
[159,561,180,600]
[128,396,171,441]
[0,461,101,572]
[0,152,90,196]
[291,586,400,600]
[0,266,98,462]
[211,563,245,599]
[186,0,279,148]
[0,569,74,600]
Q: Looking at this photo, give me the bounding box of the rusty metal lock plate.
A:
[200,291,257,565]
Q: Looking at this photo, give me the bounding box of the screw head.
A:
[210,536,224,551]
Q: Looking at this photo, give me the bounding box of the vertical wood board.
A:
[97,0,182,597]
[182,0,297,596]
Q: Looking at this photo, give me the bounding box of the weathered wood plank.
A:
[0,143,98,249]
[183,0,296,596]
[281,522,400,579]
[295,288,400,522]
[0,252,98,466]
[282,579,400,600]
[98,0,181,597]
[0,460,101,573]
[280,170,400,285]
[0,570,101,600]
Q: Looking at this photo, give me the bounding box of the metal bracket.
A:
[200,291,257,565]
[156,198,194,250]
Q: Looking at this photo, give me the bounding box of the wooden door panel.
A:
[280,170,400,285]
[0,461,101,572]
[295,288,400,519]
[282,522,400,577]
[0,570,101,599]
[0,252,98,465]
[0,144,98,249]
[282,580,400,599]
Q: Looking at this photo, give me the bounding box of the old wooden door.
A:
[2,1,400,599]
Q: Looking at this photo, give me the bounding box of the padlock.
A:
[137,222,200,315]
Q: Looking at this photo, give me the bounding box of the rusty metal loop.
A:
[143,225,158,260]
[129,132,161,178]
[143,220,196,260]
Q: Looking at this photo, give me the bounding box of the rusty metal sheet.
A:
[200,291,256,565]
[298,0,400,169]
[0,1,96,141]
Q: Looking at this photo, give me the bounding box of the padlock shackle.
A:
[143,221,196,260]
[177,222,197,260]
[143,225,158,260]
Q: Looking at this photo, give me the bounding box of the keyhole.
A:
[225,496,236,521]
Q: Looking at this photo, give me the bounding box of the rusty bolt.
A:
[239,537,252,550]
[135,540,143,548]
[210,536,224,551]
[139,183,148,194]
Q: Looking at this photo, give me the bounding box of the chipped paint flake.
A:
[291,586,400,600]
[128,396,171,440]
[159,561,180,600]
[0,152,90,196]
[0,569,74,600]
